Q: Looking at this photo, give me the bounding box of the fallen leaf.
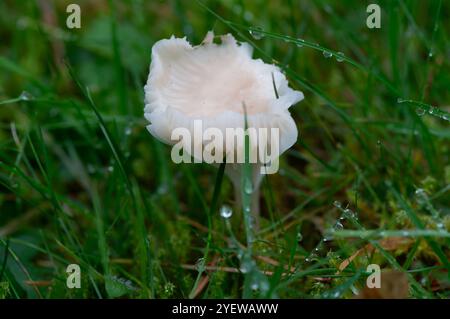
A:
[355,270,409,299]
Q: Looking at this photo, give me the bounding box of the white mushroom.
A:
[144,31,304,226]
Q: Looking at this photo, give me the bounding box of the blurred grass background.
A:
[0,0,449,298]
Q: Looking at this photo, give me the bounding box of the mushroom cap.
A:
[144,31,304,160]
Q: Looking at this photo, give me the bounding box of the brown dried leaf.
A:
[355,270,409,299]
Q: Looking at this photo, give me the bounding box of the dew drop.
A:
[428,106,437,115]
[306,252,318,263]
[125,127,132,135]
[240,263,250,274]
[335,52,345,62]
[296,232,303,242]
[397,98,404,103]
[107,166,114,172]
[239,254,255,274]
[416,107,425,116]
[414,188,428,205]
[334,222,344,230]
[333,200,342,208]
[249,27,264,40]
[237,250,244,260]
[343,208,355,219]
[195,258,205,272]
[322,50,333,58]
[19,91,34,101]
[244,179,253,194]
[220,205,233,219]
[421,277,428,285]
[415,188,427,198]
[323,236,332,242]
[296,39,305,47]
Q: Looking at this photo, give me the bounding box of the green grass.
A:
[0,0,449,299]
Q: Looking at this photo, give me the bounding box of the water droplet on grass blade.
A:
[322,50,333,58]
[220,205,233,219]
[19,91,34,101]
[323,235,332,242]
[297,232,303,242]
[333,201,342,208]
[335,52,345,62]
[195,258,206,272]
[343,208,356,219]
[334,222,344,230]
[415,188,426,196]
[416,107,425,116]
[428,106,438,115]
[239,262,250,274]
[244,179,253,194]
[239,253,255,274]
[249,27,264,40]
[305,252,318,263]
[415,188,428,205]
[237,250,244,260]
